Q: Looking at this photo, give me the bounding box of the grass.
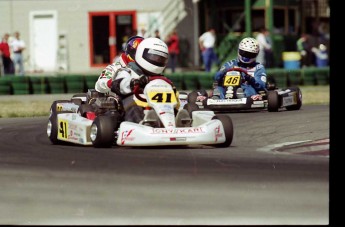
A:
[0,85,329,118]
[0,100,51,118]
[299,85,330,105]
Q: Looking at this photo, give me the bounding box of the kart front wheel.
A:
[187,90,198,103]
[212,114,234,147]
[90,116,116,148]
[47,113,63,145]
[183,103,199,118]
[267,90,279,112]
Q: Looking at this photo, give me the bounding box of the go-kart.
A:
[47,76,234,148]
[47,89,124,147]
[99,75,233,147]
[187,68,302,112]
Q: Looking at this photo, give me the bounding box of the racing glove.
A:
[242,73,255,85]
[129,78,140,91]
[130,75,149,91]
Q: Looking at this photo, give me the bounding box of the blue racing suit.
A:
[214,59,267,99]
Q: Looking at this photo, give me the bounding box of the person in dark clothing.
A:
[0,33,14,75]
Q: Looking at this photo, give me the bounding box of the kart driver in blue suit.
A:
[212,37,267,100]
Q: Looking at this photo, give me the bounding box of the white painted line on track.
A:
[257,139,329,157]
[257,140,312,153]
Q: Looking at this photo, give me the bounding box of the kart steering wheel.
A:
[226,67,251,77]
[223,67,253,85]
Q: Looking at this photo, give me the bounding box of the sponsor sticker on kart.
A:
[207,98,247,105]
[282,96,295,106]
[152,127,205,134]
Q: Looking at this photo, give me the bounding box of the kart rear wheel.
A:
[285,87,302,111]
[212,114,234,147]
[72,93,87,104]
[72,93,87,98]
[71,98,83,106]
[90,116,116,148]
[183,103,199,118]
[266,75,277,90]
[267,90,279,112]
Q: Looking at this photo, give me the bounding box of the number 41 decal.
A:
[148,92,177,103]
[58,120,68,139]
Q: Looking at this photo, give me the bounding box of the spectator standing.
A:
[166,29,180,73]
[311,43,328,67]
[0,33,14,75]
[10,31,26,75]
[154,29,161,39]
[199,27,219,72]
[256,27,273,67]
[138,28,149,38]
[296,33,313,67]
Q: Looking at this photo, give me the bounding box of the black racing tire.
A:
[72,93,87,104]
[267,90,279,112]
[212,114,234,147]
[72,93,87,97]
[285,87,302,111]
[266,75,277,90]
[187,90,199,103]
[198,89,208,97]
[202,98,209,109]
[125,106,144,123]
[47,113,62,145]
[78,104,94,117]
[183,103,200,118]
[187,90,208,104]
[71,98,83,106]
[90,116,116,148]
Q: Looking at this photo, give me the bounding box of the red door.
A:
[89,11,137,67]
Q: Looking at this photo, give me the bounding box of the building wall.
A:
[0,0,181,74]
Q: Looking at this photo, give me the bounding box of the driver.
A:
[212,37,267,100]
[95,35,144,94]
[111,37,179,123]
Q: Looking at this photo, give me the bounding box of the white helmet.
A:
[238,37,260,64]
[135,37,169,75]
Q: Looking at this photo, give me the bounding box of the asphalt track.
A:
[0,103,330,225]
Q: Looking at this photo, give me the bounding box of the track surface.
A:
[0,105,329,225]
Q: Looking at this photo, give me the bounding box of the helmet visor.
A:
[238,49,258,59]
[143,48,168,67]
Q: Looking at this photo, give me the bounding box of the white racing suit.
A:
[111,62,180,123]
[95,54,128,93]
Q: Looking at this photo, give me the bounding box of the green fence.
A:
[0,67,329,95]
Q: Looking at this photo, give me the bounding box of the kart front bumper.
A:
[116,120,227,146]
